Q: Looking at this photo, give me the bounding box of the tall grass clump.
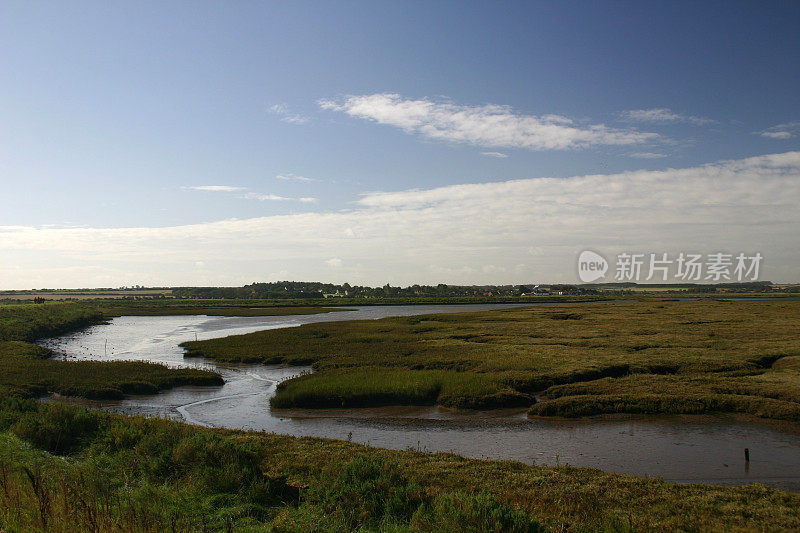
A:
[270,369,533,409]
[0,303,105,342]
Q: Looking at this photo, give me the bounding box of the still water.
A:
[40,304,800,491]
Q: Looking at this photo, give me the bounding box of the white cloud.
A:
[325,258,343,267]
[621,108,713,125]
[182,185,245,192]
[242,193,317,203]
[276,173,316,182]
[320,93,658,150]
[628,152,668,159]
[481,151,509,158]
[756,121,800,139]
[763,131,793,140]
[182,185,314,203]
[268,103,309,125]
[243,192,292,201]
[2,152,799,288]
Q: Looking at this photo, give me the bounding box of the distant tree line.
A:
[171,282,597,300]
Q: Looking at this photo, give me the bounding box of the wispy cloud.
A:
[628,152,668,159]
[319,93,658,150]
[268,103,309,125]
[242,192,318,203]
[481,151,509,158]
[756,121,800,139]
[243,192,292,201]
[182,185,245,192]
[182,185,315,203]
[7,152,797,288]
[621,108,713,125]
[276,173,316,182]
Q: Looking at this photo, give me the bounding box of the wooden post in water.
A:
[744,448,750,462]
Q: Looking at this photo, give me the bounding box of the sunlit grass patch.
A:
[271,368,533,409]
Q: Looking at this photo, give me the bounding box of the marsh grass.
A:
[271,368,533,409]
[0,340,222,400]
[0,303,223,401]
[0,303,105,342]
[185,300,800,419]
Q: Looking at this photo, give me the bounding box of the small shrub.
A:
[310,455,425,530]
[12,403,101,455]
[412,490,544,532]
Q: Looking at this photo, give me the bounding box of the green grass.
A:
[0,340,222,400]
[0,302,223,401]
[0,398,799,532]
[271,368,532,409]
[0,303,105,342]
[182,300,800,418]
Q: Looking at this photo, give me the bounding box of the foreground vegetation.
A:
[0,399,798,532]
[182,300,800,419]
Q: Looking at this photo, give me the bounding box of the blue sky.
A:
[1,2,799,288]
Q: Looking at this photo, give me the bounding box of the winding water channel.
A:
[40,304,800,491]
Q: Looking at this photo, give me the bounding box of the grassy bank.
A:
[0,303,223,401]
[0,303,106,342]
[0,301,342,343]
[269,368,533,409]
[0,399,798,532]
[0,340,222,400]
[95,302,343,317]
[182,300,800,418]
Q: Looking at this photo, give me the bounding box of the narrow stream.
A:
[40,304,800,491]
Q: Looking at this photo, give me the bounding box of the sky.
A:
[1,1,799,289]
